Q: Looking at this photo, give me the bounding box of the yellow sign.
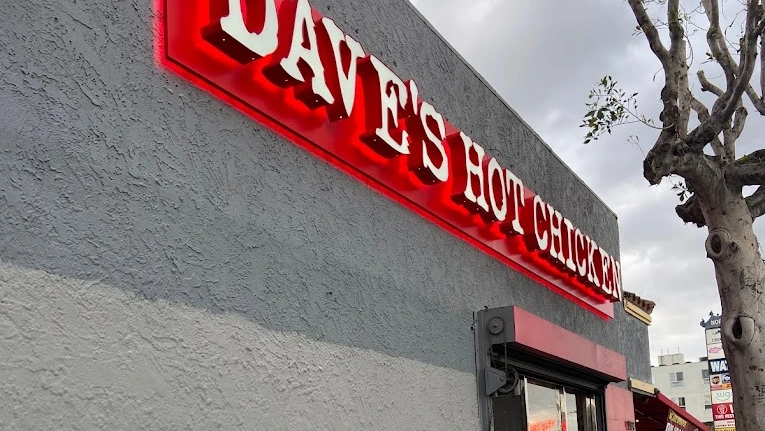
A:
[667,410,688,429]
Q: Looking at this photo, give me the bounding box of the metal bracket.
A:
[474,306,516,430]
[484,367,508,396]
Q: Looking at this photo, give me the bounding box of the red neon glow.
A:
[158,0,619,318]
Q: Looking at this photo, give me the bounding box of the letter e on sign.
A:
[358,56,411,157]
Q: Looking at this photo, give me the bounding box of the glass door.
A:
[491,378,599,431]
[525,379,563,431]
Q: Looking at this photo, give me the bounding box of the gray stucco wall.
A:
[0,0,650,429]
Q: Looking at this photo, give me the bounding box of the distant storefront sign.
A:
[703,313,735,430]
[665,409,698,431]
[703,315,722,330]
[710,373,732,391]
[705,328,722,345]
[713,389,733,403]
[713,402,735,425]
[707,343,725,360]
[709,358,729,373]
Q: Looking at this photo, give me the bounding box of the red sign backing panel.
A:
[158,0,618,318]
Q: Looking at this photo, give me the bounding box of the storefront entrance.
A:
[474,306,627,431]
[492,376,601,431]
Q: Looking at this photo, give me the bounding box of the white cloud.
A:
[408,0,761,365]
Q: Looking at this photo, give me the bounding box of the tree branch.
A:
[636,0,689,187]
[701,0,736,85]
[667,0,692,139]
[678,45,692,138]
[729,149,765,186]
[722,104,747,161]
[689,95,711,120]
[644,140,721,187]
[747,7,765,115]
[627,0,671,68]
[725,3,765,116]
[669,0,684,52]
[690,95,725,157]
[685,3,764,151]
[637,1,760,188]
[698,70,724,97]
[677,185,765,226]
[745,84,765,114]
[676,195,706,226]
[761,20,765,97]
[729,163,765,186]
[747,185,765,219]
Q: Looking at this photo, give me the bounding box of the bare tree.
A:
[582,1,765,429]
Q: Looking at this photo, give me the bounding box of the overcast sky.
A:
[408,0,765,365]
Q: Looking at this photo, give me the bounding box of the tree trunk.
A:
[698,183,765,431]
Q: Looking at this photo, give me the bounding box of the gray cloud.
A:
[410,0,765,364]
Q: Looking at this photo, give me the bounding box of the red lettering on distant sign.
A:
[159,0,622,317]
[713,403,735,421]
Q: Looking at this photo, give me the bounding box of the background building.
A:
[652,353,713,424]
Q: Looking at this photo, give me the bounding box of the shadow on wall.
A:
[0,262,481,430]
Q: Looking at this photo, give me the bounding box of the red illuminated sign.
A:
[714,403,734,421]
[159,0,622,317]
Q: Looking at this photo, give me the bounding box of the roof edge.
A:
[401,0,619,220]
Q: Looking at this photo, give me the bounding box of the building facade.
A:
[652,354,713,424]
[1,0,708,430]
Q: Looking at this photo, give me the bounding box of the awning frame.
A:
[629,378,709,431]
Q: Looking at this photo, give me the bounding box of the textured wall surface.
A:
[0,263,477,430]
[0,0,651,429]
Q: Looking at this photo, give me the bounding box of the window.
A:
[704,394,712,409]
[492,377,600,431]
[670,372,684,387]
[525,380,564,431]
[672,397,686,409]
[702,369,710,384]
[474,312,607,431]
[486,347,604,431]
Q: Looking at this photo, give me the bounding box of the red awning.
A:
[633,392,709,431]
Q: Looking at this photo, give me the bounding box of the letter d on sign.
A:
[203,0,280,64]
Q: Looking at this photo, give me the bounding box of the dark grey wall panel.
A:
[0,0,651,388]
